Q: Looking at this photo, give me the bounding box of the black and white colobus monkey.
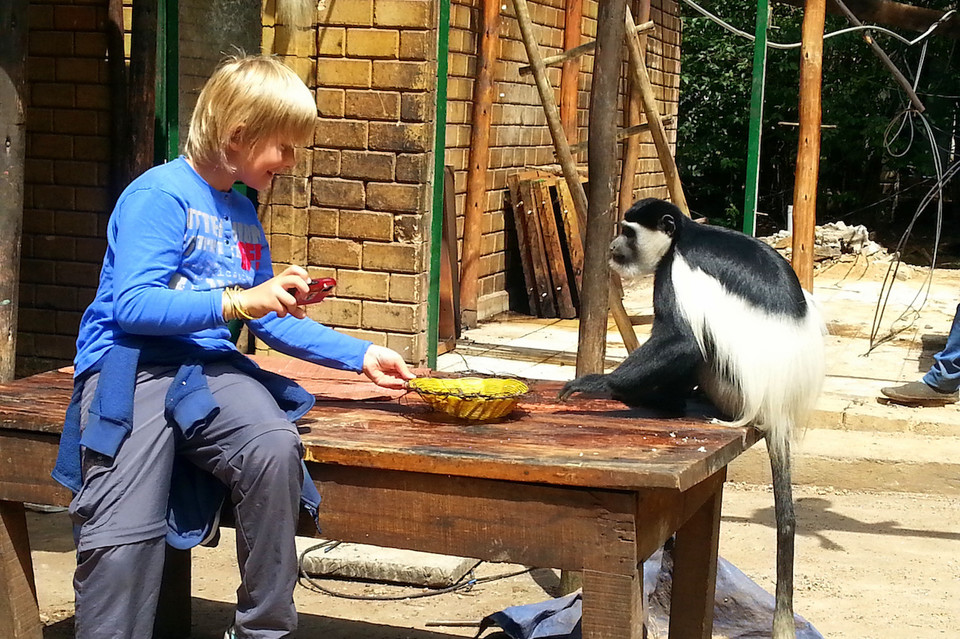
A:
[560,198,825,639]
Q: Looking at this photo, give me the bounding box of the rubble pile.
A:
[759,221,887,264]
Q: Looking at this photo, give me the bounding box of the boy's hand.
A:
[362,345,416,390]
[235,266,311,319]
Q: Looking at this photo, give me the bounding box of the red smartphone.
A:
[292,278,336,305]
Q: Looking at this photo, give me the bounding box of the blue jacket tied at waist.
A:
[53,339,322,549]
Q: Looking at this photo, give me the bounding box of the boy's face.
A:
[231,136,296,192]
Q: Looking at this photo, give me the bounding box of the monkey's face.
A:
[609,220,673,277]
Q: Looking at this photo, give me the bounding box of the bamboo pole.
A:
[0,0,28,383]
[624,8,689,216]
[461,0,501,328]
[791,0,827,293]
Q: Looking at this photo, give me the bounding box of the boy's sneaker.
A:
[223,627,237,639]
[880,381,959,406]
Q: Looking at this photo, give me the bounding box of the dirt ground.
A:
[29,482,960,639]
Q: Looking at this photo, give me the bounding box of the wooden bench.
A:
[0,356,759,639]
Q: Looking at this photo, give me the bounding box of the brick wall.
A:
[15,0,682,375]
[19,0,113,376]
[445,0,682,320]
[259,0,437,365]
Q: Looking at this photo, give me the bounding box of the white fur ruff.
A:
[671,255,826,457]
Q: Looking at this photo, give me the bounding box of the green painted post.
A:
[155,0,179,163]
[743,0,769,236]
[427,0,451,368]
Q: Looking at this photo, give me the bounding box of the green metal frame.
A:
[426,0,451,368]
[155,0,179,163]
[743,0,769,236]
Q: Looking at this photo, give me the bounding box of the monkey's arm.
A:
[558,327,702,406]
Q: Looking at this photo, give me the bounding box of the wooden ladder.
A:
[511,0,691,352]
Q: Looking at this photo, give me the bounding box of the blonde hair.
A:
[185,55,316,170]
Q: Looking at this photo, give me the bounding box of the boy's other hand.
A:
[238,266,311,319]
[362,345,416,390]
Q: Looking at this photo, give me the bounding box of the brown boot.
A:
[880,381,959,407]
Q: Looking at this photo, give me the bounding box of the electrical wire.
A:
[296,540,535,602]
[680,0,956,51]
[868,119,958,352]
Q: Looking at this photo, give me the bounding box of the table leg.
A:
[667,479,723,639]
[154,546,192,639]
[582,564,644,639]
[0,501,43,639]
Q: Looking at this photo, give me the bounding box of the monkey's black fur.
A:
[560,198,824,639]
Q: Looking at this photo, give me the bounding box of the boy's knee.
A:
[238,426,302,474]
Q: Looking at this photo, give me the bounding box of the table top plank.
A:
[0,358,759,492]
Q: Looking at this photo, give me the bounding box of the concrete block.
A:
[296,538,478,588]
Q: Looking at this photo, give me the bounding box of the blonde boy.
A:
[54,55,413,639]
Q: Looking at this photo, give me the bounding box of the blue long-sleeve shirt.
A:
[58,157,370,547]
[74,156,370,375]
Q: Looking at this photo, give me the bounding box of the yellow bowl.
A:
[407,377,529,421]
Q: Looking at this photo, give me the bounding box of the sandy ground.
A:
[30,482,960,639]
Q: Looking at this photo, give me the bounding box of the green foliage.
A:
[676,0,960,233]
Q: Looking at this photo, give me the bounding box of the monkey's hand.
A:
[558,374,609,401]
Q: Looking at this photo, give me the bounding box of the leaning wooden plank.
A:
[506,173,541,316]
[534,179,577,319]
[518,178,558,318]
[555,178,585,295]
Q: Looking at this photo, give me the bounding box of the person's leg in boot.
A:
[882,303,960,406]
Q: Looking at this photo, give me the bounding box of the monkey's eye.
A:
[620,222,636,239]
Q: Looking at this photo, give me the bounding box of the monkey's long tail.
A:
[768,434,796,639]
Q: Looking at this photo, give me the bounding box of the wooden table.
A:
[0,357,759,639]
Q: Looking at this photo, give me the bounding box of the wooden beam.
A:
[570,117,673,155]
[0,0,27,382]
[579,0,628,376]
[460,0,500,328]
[618,0,652,216]
[792,0,827,292]
[624,8,689,216]
[520,20,654,77]
[778,0,960,38]
[0,501,42,639]
[126,0,159,183]
[560,0,584,144]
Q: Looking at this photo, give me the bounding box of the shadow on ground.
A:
[44,597,481,639]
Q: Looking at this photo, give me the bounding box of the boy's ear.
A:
[227,125,246,150]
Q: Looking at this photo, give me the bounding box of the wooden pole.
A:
[126,0,159,182]
[791,0,826,293]
[560,0,583,144]
[0,0,28,383]
[107,0,128,203]
[461,0,501,329]
[579,0,627,375]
